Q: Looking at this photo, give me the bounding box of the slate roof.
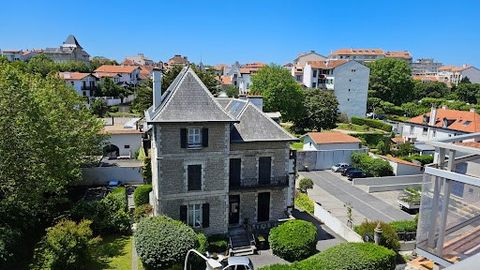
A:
[148,67,237,123]
[63,35,82,48]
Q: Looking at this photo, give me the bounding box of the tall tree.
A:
[0,62,104,268]
[250,64,304,121]
[413,80,449,99]
[368,58,414,105]
[456,82,480,104]
[295,89,339,131]
[97,77,122,97]
[132,79,153,113]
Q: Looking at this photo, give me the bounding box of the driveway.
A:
[300,171,412,222]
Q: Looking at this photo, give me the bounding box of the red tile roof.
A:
[95,65,139,74]
[385,51,412,60]
[381,155,421,167]
[58,72,92,80]
[240,62,266,74]
[331,48,384,56]
[439,65,471,72]
[408,107,480,133]
[306,132,361,144]
[307,60,349,69]
[221,75,232,85]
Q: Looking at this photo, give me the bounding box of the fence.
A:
[297,148,367,171]
[352,174,423,193]
[313,202,363,242]
[99,94,136,106]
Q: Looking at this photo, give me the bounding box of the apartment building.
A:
[299,59,369,117]
[144,67,297,237]
[58,72,98,97]
[411,58,443,76]
[329,48,411,64]
[438,65,480,85]
[220,62,266,94]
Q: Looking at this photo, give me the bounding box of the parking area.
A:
[300,170,413,223]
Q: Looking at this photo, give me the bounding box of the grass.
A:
[295,192,314,214]
[89,235,134,270]
[291,142,304,150]
[335,123,387,133]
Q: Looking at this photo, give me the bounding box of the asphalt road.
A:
[300,171,413,222]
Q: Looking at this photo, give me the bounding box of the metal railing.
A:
[229,176,288,190]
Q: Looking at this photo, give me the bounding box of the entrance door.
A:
[258,157,271,185]
[229,195,240,225]
[257,192,270,222]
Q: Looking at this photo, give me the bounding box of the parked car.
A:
[341,167,357,176]
[331,163,350,172]
[221,257,254,270]
[346,170,367,180]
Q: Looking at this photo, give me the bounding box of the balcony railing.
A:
[230,176,289,190]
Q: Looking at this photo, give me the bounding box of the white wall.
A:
[108,133,142,157]
[402,124,463,142]
[313,202,363,242]
[303,136,360,151]
[65,76,96,97]
[388,160,423,176]
[303,64,313,87]
[332,61,369,118]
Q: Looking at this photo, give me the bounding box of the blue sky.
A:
[1,0,479,66]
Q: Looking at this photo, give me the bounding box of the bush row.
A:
[351,116,393,132]
[134,184,152,206]
[401,154,434,165]
[389,219,417,233]
[258,243,396,270]
[351,152,394,177]
[269,220,317,262]
[295,192,314,214]
[354,220,400,251]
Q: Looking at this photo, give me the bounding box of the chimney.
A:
[470,108,476,113]
[442,105,448,110]
[443,117,448,128]
[247,95,264,111]
[429,106,437,126]
[152,67,162,109]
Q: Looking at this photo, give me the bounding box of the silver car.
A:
[221,257,254,270]
[331,163,349,172]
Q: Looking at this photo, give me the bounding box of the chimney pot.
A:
[442,105,448,110]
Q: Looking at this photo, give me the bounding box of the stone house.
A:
[145,67,297,236]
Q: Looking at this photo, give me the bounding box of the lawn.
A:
[291,142,304,150]
[89,235,142,270]
[336,123,376,132]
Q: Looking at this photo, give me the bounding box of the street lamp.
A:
[184,249,223,270]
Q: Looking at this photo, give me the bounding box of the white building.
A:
[123,53,155,66]
[402,106,479,144]
[293,50,327,66]
[438,65,480,85]
[302,131,361,151]
[329,48,411,64]
[102,117,144,158]
[411,58,443,76]
[300,60,369,117]
[58,72,98,97]
[94,65,141,85]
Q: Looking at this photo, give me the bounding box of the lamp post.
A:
[184,249,223,270]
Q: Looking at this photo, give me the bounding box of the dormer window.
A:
[464,120,472,126]
[188,128,201,147]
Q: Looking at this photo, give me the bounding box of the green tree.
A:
[456,82,480,104]
[91,98,108,117]
[98,77,122,97]
[0,62,104,267]
[369,58,414,105]
[296,89,338,131]
[26,54,58,76]
[413,80,449,99]
[250,64,304,122]
[162,64,219,94]
[132,79,152,113]
[222,84,240,98]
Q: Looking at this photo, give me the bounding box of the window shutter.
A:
[180,128,187,148]
[202,128,209,147]
[180,205,187,223]
[202,203,210,228]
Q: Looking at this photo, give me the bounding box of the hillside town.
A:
[2,14,480,270]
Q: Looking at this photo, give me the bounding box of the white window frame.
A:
[187,204,202,228]
[187,127,202,148]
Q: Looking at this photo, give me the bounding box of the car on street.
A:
[221,257,254,270]
[346,170,367,180]
[331,163,350,172]
[341,167,358,176]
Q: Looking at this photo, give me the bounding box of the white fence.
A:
[313,202,363,242]
[352,174,423,193]
[81,166,144,186]
[100,94,136,106]
[297,148,367,171]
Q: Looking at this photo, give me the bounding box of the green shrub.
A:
[134,184,152,207]
[351,116,392,132]
[351,152,394,177]
[295,192,314,214]
[134,204,153,223]
[0,226,22,268]
[390,220,417,233]
[258,264,292,270]
[207,234,228,253]
[297,242,396,270]
[352,133,389,148]
[354,220,400,251]
[135,216,198,269]
[70,187,130,234]
[269,220,317,262]
[298,178,313,193]
[30,220,99,270]
[394,142,415,157]
[402,154,433,165]
[196,233,208,254]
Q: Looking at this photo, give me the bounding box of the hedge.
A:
[206,234,229,253]
[354,220,400,251]
[351,116,392,132]
[295,192,314,214]
[390,219,417,233]
[352,133,389,148]
[351,152,394,177]
[269,220,317,262]
[401,154,434,166]
[134,184,152,207]
[134,204,153,223]
[298,178,313,193]
[135,216,198,269]
[258,243,396,270]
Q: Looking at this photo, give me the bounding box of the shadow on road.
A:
[291,208,335,241]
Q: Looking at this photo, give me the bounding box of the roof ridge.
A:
[151,66,190,119]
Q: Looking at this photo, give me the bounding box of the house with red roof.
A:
[58,71,98,97]
[94,65,140,85]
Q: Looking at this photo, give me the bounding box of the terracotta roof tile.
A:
[94,65,139,73]
[221,75,232,85]
[385,51,412,59]
[331,48,384,56]
[306,132,361,144]
[58,72,93,80]
[408,108,480,133]
[381,155,421,167]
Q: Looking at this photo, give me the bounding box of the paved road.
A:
[300,171,412,222]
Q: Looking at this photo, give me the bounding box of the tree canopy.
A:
[413,80,449,99]
[250,64,304,121]
[295,89,339,131]
[456,82,480,104]
[368,58,414,105]
[162,64,219,94]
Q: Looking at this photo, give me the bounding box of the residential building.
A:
[40,35,90,63]
[102,117,144,158]
[58,72,98,97]
[302,131,361,151]
[416,133,480,268]
[329,48,385,63]
[0,50,37,61]
[411,58,443,76]
[94,65,141,85]
[145,67,297,236]
[123,53,155,66]
[301,59,370,117]
[167,54,189,67]
[438,65,480,85]
[293,50,327,66]
[402,106,480,144]
[384,50,412,63]
[238,62,266,94]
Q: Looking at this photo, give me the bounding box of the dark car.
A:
[346,170,367,180]
[341,167,357,176]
